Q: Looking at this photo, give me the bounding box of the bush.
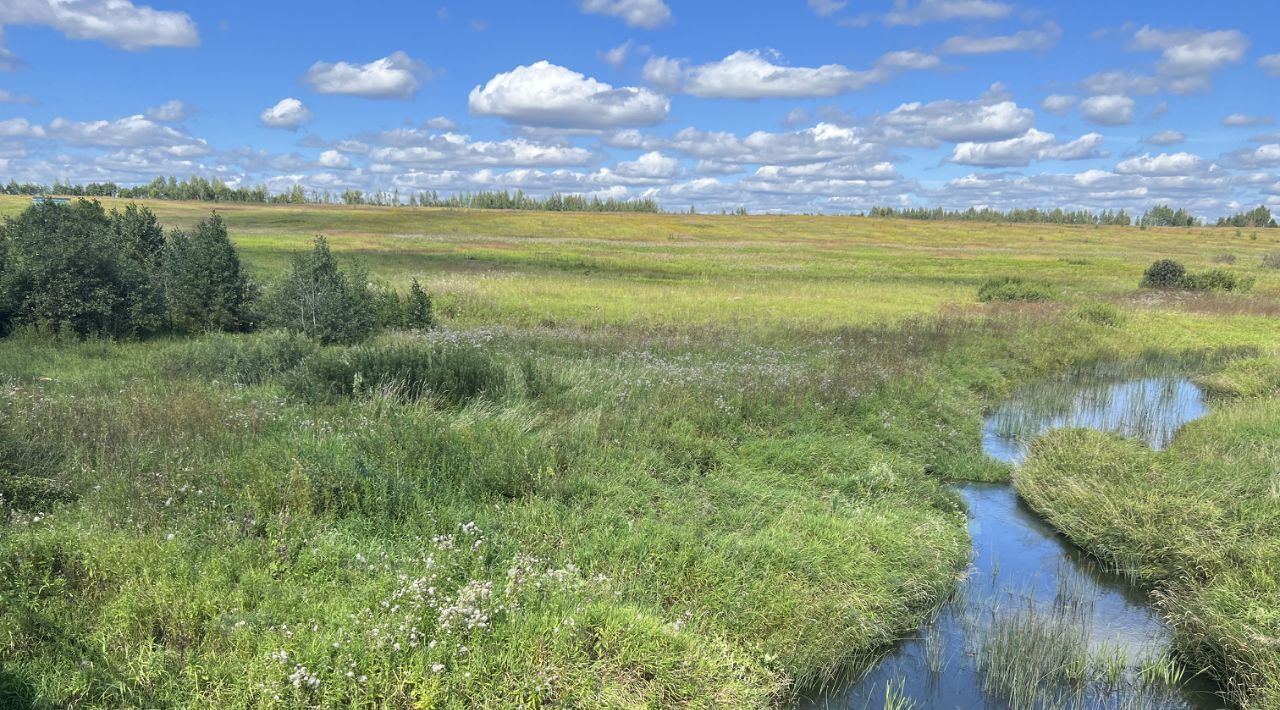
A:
[1140,259,1186,288]
[1181,268,1254,292]
[164,213,255,333]
[263,236,377,344]
[288,342,506,404]
[1262,252,1280,269]
[1071,302,1123,327]
[977,277,1056,302]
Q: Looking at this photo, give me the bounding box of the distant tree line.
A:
[4,176,660,213]
[1216,206,1276,228]
[866,206,1134,225]
[0,199,433,343]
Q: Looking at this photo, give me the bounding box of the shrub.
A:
[1139,259,1186,288]
[977,277,1056,302]
[1181,269,1254,292]
[1262,252,1280,269]
[288,342,506,404]
[403,278,435,330]
[1211,253,1237,264]
[263,236,377,344]
[164,213,255,333]
[1071,302,1123,327]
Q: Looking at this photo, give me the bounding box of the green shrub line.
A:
[1140,259,1255,292]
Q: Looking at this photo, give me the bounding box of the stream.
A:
[800,375,1231,709]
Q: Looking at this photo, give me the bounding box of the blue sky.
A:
[1,0,1279,215]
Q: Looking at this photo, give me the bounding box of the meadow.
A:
[1,195,1279,708]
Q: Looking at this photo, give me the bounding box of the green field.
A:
[1,197,1279,707]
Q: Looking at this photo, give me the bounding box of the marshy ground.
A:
[0,197,1278,708]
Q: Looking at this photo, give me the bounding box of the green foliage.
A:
[288,342,506,404]
[1140,259,1186,288]
[1071,302,1123,327]
[977,277,1056,302]
[0,200,165,338]
[163,213,255,332]
[264,236,376,344]
[1263,252,1280,270]
[1216,205,1276,228]
[1139,205,1200,228]
[1181,268,1254,292]
[403,278,435,330]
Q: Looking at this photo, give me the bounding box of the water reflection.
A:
[799,374,1226,709]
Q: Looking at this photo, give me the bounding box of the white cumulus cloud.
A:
[304,51,428,100]
[469,61,668,128]
[260,98,313,130]
[1080,94,1134,126]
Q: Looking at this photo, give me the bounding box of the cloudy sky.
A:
[2,0,1279,215]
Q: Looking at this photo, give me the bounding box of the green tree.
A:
[404,278,435,329]
[265,236,376,344]
[0,200,158,338]
[164,213,254,333]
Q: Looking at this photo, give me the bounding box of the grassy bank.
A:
[2,198,1280,706]
[1017,367,1280,707]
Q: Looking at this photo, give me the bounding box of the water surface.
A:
[800,374,1227,709]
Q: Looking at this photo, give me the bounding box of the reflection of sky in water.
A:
[799,377,1224,710]
[983,377,1209,466]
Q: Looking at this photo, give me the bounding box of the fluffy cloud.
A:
[1114,152,1204,176]
[877,91,1034,144]
[1079,94,1134,126]
[1261,54,1280,78]
[0,0,197,51]
[469,61,668,128]
[260,98,313,130]
[1144,130,1186,146]
[45,114,208,154]
[1223,144,1280,168]
[1089,26,1250,96]
[579,0,670,28]
[145,100,193,122]
[949,129,1105,167]
[645,49,939,99]
[304,51,427,99]
[642,122,890,166]
[938,22,1061,55]
[883,0,1012,26]
[369,129,595,168]
[1222,113,1275,127]
[317,150,351,169]
[601,40,634,69]
[1041,94,1078,115]
[1130,26,1248,79]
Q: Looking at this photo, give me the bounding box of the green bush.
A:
[1071,302,1123,327]
[288,342,506,404]
[1263,252,1280,270]
[263,236,377,344]
[1181,268,1254,292]
[977,277,1056,302]
[163,213,255,333]
[1140,259,1186,288]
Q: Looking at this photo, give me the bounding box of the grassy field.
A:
[1,196,1279,707]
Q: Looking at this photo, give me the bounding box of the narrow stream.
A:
[800,374,1231,709]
